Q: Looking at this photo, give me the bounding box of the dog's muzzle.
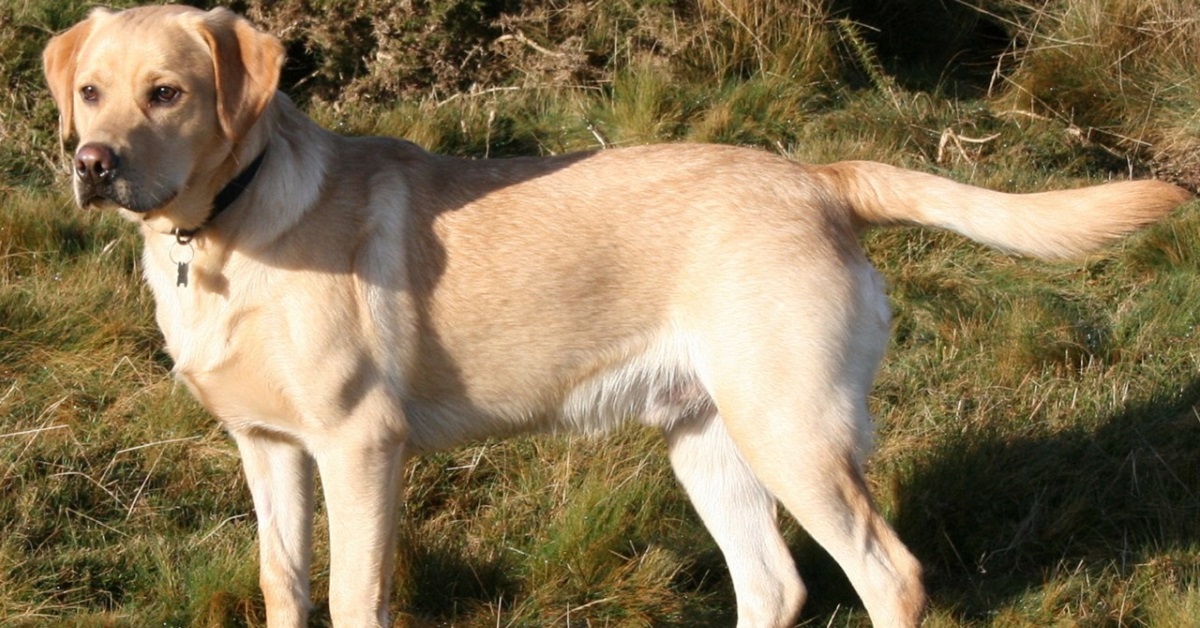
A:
[72,143,172,212]
[73,142,121,209]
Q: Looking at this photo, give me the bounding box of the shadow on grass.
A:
[369,379,1200,625]
[771,378,1200,624]
[891,379,1200,620]
[389,539,735,626]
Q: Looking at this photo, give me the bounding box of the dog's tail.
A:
[818,160,1191,259]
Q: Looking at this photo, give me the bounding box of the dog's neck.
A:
[201,94,332,250]
[171,147,268,245]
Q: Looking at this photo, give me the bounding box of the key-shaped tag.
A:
[170,241,195,288]
[176,260,189,287]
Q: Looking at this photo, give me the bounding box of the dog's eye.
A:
[80,85,99,103]
[150,86,180,105]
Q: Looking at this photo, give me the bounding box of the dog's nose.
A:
[74,143,119,184]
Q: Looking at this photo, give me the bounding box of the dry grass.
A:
[996,0,1200,187]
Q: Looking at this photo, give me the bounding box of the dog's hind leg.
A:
[233,431,315,628]
[723,400,925,628]
[689,256,925,626]
[665,412,805,627]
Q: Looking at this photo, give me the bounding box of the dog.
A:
[42,5,1190,626]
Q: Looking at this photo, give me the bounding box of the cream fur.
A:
[43,6,1190,627]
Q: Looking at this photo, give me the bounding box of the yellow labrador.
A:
[43,5,1189,627]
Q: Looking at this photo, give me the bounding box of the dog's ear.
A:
[196,8,285,142]
[42,9,110,140]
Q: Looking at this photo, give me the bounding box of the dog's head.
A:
[43,5,283,229]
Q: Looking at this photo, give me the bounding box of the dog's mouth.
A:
[77,180,177,214]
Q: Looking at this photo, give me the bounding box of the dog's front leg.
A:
[234,431,315,627]
[314,430,406,626]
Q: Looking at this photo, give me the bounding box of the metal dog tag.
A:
[176,260,189,287]
[170,241,195,288]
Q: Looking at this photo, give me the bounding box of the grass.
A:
[3,0,1199,626]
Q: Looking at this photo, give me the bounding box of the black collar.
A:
[173,148,267,244]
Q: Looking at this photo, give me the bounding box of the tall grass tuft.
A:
[996,0,1200,187]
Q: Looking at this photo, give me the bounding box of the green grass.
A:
[3,0,1200,626]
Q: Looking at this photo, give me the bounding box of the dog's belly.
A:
[401,330,716,452]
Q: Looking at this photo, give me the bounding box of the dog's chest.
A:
[159,295,289,423]
[146,256,304,432]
